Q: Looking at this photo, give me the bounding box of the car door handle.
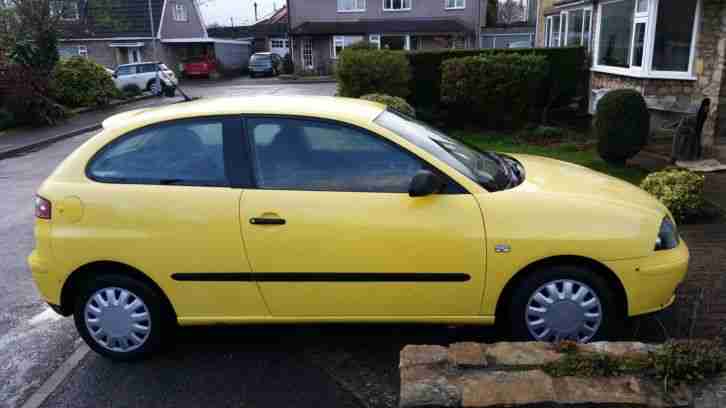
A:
[250,217,286,226]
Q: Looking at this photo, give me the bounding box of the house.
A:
[480,0,537,49]
[288,0,487,74]
[536,0,726,159]
[55,0,251,75]
[208,6,290,57]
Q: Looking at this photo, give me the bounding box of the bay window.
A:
[545,7,592,50]
[332,36,365,58]
[338,0,366,12]
[594,0,701,79]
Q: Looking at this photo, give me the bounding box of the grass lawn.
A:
[455,130,649,186]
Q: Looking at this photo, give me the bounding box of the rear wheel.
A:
[506,265,619,343]
[73,274,171,361]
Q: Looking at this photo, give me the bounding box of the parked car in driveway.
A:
[112,62,178,93]
[248,52,282,77]
[29,96,689,360]
[182,56,218,78]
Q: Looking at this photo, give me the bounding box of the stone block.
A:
[456,370,556,407]
[400,345,449,368]
[400,375,461,408]
[579,341,658,357]
[552,375,680,407]
[485,342,561,366]
[448,342,487,369]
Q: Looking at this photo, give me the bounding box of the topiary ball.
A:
[595,89,650,164]
[360,93,416,117]
[640,169,705,221]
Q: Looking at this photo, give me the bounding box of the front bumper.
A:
[604,239,689,317]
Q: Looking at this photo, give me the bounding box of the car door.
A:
[79,116,268,321]
[114,65,134,88]
[239,117,486,317]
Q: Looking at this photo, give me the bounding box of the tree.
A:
[497,0,526,25]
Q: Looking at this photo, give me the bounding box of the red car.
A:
[182,56,218,78]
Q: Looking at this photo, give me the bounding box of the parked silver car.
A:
[112,62,178,93]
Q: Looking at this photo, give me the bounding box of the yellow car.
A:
[29,96,688,360]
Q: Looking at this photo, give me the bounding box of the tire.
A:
[506,265,620,343]
[146,79,155,92]
[73,274,171,361]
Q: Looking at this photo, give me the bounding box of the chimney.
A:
[254,2,258,21]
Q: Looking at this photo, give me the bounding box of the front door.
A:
[239,117,485,317]
[128,47,142,63]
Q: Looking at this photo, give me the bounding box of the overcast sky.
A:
[200,0,285,27]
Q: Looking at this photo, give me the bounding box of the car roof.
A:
[102,96,387,131]
[251,52,273,56]
[117,62,162,67]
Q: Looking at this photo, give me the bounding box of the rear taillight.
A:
[35,195,51,219]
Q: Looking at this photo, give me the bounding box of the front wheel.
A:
[506,265,619,343]
[73,274,170,361]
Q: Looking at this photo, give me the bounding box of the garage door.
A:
[270,38,290,57]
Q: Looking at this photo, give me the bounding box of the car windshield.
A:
[374,109,521,191]
[250,54,270,63]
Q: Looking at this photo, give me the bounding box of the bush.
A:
[1,64,67,126]
[347,41,377,51]
[336,49,411,98]
[406,47,586,111]
[121,83,142,98]
[51,57,119,108]
[440,53,548,129]
[653,339,726,390]
[595,89,650,163]
[640,169,705,221]
[360,93,415,117]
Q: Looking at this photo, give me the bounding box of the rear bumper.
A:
[605,240,689,317]
[28,250,63,306]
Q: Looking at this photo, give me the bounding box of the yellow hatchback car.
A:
[29,96,688,360]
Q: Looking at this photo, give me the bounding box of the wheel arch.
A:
[59,261,177,320]
[494,255,628,321]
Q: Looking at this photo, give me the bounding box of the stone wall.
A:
[400,342,725,408]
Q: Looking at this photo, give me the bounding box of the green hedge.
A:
[336,49,411,98]
[595,89,650,163]
[360,93,416,117]
[51,57,119,108]
[406,47,587,110]
[441,53,548,129]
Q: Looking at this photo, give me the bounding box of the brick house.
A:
[288,0,487,74]
[536,0,726,160]
[56,0,250,74]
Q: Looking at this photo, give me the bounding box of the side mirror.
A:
[112,73,118,78]
[409,170,445,197]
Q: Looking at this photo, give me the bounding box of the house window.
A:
[332,36,364,58]
[78,45,88,57]
[301,39,313,69]
[50,1,79,20]
[338,0,365,12]
[383,0,411,11]
[270,39,289,49]
[445,0,464,10]
[173,3,188,22]
[369,34,381,48]
[545,7,592,50]
[594,0,700,79]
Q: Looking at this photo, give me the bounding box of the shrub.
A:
[0,108,15,130]
[121,83,142,98]
[51,57,119,108]
[640,169,705,221]
[652,339,726,390]
[0,64,67,126]
[440,53,548,129]
[595,89,650,164]
[347,41,377,51]
[336,49,411,98]
[282,53,294,74]
[406,47,586,111]
[360,93,415,117]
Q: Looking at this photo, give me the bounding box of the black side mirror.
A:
[409,170,445,197]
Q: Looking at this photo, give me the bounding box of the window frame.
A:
[337,0,366,12]
[444,0,465,10]
[172,3,188,22]
[78,45,88,57]
[592,0,701,80]
[331,35,365,59]
[85,116,251,188]
[545,6,592,50]
[242,114,466,194]
[383,0,411,12]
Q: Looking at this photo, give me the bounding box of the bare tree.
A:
[497,0,526,25]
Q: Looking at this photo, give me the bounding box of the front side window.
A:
[249,118,424,193]
[383,0,411,11]
[173,3,188,21]
[332,35,364,58]
[338,0,366,11]
[595,0,699,78]
[445,0,464,9]
[115,65,136,76]
[88,119,228,186]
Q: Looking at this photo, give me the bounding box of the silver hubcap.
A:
[84,287,151,352]
[525,279,602,343]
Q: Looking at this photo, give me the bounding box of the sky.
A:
[199,0,285,27]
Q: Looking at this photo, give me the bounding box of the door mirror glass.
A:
[409,170,444,197]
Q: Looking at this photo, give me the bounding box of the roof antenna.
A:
[254,2,258,21]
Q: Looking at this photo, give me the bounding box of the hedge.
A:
[406,47,587,110]
[336,48,411,98]
[360,93,416,117]
[441,53,549,129]
[595,89,650,163]
[51,57,119,108]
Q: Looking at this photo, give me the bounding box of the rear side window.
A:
[88,119,229,186]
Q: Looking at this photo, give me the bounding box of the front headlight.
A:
[655,217,679,251]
